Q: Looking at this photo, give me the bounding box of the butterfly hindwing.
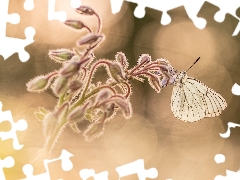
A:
[204,87,227,117]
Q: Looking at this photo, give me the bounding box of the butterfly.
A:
[170,57,227,122]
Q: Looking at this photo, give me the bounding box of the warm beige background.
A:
[0,0,240,179]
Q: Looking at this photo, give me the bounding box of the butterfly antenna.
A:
[186,57,200,72]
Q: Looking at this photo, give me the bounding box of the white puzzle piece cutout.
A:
[21,149,73,180]
[0,101,28,150]
[116,159,158,180]
[0,156,15,180]
[0,0,35,62]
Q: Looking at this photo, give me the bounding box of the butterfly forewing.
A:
[171,71,227,122]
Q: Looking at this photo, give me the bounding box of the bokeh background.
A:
[1,0,240,179]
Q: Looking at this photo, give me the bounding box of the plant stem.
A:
[82,60,111,98]
[70,83,117,111]
[44,106,69,152]
[94,12,102,33]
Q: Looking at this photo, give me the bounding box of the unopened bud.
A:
[108,62,125,82]
[76,33,103,46]
[137,54,151,65]
[67,102,90,123]
[64,20,85,30]
[156,58,170,66]
[148,75,161,93]
[95,89,113,104]
[105,103,115,119]
[69,80,83,93]
[60,61,80,78]
[26,75,51,93]
[83,122,105,141]
[112,97,132,118]
[52,76,68,96]
[115,52,129,68]
[76,5,95,15]
[49,49,75,63]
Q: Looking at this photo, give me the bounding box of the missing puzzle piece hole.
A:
[214,11,225,22]
[15,119,28,131]
[214,154,226,164]
[70,0,81,8]
[134,5,146,18]
[161,12,171,25]
[7,13,20,25]
[24,0,35,11]
[192,17,206,29]
[19,27,35,62]
[22,164,34,176]
[0,156,15,168]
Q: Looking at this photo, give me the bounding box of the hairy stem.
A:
[44,105,69,152]
[70,83,117,111]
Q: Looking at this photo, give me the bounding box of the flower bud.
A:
[76,5,95,15]
[156,58,170,66]
[60,61,80,78]
[111,97,132,118]
[76,33,103,46]
[48,49,75,63]
[115,52,128,68]
[26,75,51,93]
[148,75,161,93]
[83,122,105,141]
[67,102,90,124]
[68,80,83,93]
[52,76,68,96]
[64,20,85,30]
[108,62,125,82]
[95,89,113,104]
[137,54,151,66]
[105,103,115,120]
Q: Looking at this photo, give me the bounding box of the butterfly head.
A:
[173,71,187,86]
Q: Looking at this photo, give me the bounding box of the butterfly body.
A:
[170,71,227,122]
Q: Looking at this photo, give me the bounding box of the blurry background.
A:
[1,0,240,179]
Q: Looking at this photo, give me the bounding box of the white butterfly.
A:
[170,58,227,122]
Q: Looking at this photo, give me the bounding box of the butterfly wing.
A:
[171,77,227,122]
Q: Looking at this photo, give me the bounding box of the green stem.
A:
[44,119,67,152]
[44,106,69,152]
[70,83,117,111]
[94,12,102,33]
[57,94,65,107]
